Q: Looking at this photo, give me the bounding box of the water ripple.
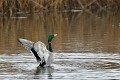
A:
[0,53,120,80]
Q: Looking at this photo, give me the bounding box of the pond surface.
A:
[0,11,120,80]
[0,53,120,80]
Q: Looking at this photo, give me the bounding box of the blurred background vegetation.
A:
[0,0,119,16]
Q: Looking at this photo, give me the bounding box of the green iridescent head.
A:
[48,34,57,42]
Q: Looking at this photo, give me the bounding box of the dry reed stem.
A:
[0,0,118,16]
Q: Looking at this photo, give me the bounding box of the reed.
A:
[0,0,119,16]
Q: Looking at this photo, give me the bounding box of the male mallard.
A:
[18,34,57,67]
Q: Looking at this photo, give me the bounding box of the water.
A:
[0,53,120,80]
[0,11,120,80]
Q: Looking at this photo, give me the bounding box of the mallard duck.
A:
[18,34,57,67]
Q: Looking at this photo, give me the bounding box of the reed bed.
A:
[0,0,119,16]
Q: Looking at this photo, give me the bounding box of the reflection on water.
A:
[34,66,54,79]
[0,11,120,53]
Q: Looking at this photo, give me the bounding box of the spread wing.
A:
[18,38,34,51]
[18,38,52,66]
[33,41,50,63]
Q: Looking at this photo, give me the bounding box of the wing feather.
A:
[33,41,51,65]
[18,38,53,66]
[18,38,34,51]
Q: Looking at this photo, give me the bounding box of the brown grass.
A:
[0,0,119,16]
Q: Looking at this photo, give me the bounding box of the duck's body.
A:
[18,34,57,67]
